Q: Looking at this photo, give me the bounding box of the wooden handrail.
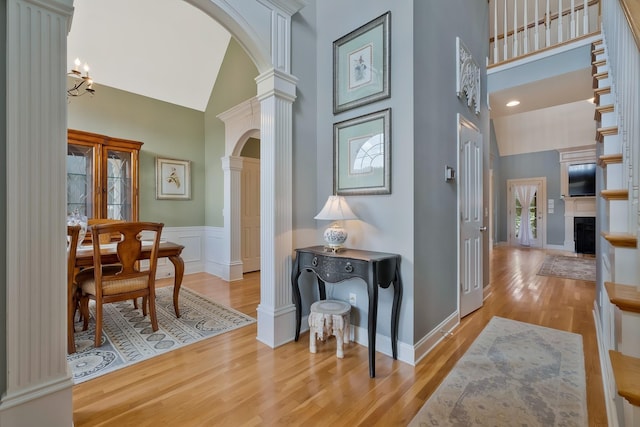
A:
[619,0,640,50]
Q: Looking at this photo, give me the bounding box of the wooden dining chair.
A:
[76,221,164,348]
[67,224,81,354]
[86,218,126,245]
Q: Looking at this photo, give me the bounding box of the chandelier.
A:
[67,58,95,97]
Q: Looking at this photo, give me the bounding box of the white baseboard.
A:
[593,302,620,427]
[413,311,459,365]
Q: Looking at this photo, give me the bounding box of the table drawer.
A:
[298,251,368,283]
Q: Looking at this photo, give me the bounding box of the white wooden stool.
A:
[308,299,351,358]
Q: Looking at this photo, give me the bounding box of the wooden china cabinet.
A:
[67,129,143,221]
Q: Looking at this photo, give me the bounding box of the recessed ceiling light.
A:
[506,100,520,107]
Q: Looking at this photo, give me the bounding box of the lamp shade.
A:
[314,195,359,221]
[314,196,358,251]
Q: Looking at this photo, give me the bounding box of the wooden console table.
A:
[291,246,402,378]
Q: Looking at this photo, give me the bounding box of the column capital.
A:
[221,155,244,171]
[256,68,298,103]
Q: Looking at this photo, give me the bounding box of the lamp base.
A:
[323,223,348,252]
[322,244,345,253]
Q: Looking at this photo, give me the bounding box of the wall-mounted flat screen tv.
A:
[568,163,596,197]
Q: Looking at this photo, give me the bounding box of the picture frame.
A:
[333,12,390,114]
[156,157,191,200]
[334,108,391,195]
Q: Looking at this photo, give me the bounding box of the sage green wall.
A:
[67,80,205,226]
[204,38,259,226]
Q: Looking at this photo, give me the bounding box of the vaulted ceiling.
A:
[67,0,231,112]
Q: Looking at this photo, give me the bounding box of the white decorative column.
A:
[0,0,74,425]
[220,156,244,281]
[255,68,298,347]
[253,1,301,347]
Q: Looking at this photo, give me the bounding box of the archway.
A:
[218,97,261,281]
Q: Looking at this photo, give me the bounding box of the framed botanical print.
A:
[333,12,390,114]
[334,108,391,195]
[156,157,191,200]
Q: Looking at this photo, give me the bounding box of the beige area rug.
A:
[409,317,587,427]
[537,254,596,282]
[67,286,256,384]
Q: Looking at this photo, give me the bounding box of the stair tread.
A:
[605,282,640,314]
[596,125,619,143]
[601,189,629,200]
[599,153,623,166]
[609,350,640,406]
[602,232,638,248]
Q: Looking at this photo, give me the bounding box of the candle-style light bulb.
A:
[83,63,90,76]
[72,58,81,73]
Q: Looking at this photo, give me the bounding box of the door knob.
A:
[479,226,487,232]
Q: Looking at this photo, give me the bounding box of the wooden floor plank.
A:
[72,246,608,426]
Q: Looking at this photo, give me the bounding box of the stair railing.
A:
[489,0,601,64]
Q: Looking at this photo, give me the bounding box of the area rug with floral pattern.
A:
[409,317,587,427]
[536,254,596,282]
[67,286,256,384]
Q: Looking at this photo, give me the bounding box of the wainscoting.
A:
[154,226,227,280]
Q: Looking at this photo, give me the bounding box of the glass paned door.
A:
[106,149,133,221]
[515,192,537,241]
[507,178,546,248]
[67,144,94,217]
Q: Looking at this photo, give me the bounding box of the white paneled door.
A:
[241,158,261,272]
[458,115,484,318]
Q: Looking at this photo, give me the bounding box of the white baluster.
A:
[557,0,563,43]
[513,0,519,57]
[504,0,508,61]
[494,0,498,63]
[570,0,575,38]
[583,0,589,35]
[546,0,551,46]
[534,0,539,50]
[523,0,529,53]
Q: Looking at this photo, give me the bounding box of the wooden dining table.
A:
[74,241,186,317]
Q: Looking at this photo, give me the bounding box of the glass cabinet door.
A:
[67,129,141,223]
[105,149,133,221]
[67,143,95,217]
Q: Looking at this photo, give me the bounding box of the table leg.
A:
[168,255,184,318]
[391,261,402,360]
[292,256,302,341]
[368,264,379,378]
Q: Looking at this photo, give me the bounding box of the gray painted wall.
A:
[497,150,565,245]
[414,0,490,340]
[294,0,489,346]
[1,0,7,397]
[308,0,416,343]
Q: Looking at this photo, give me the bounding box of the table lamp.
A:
[314,195,359,252]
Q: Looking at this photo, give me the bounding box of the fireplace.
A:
[574,217,595,254]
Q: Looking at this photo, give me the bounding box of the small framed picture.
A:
[334,108,391,195]
[156,157,191,200]
[333,12,390,114]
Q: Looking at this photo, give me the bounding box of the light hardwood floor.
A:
[72,246,607,426]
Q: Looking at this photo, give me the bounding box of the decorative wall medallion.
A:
[456,37,480,115]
